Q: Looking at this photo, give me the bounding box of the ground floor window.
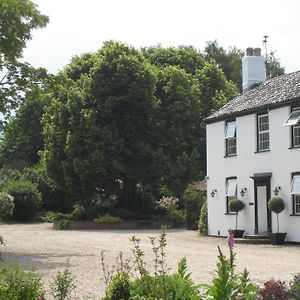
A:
[291,174,300,214]
[226,178,237,213]
[294,195,300,214]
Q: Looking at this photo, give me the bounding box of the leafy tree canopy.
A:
[42,41,238,210]
[0,88,49,168]
[0,0,49,117]
[0,0,48,62]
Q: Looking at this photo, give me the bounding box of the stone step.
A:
[235,237,271,245]
[243,234,270,240]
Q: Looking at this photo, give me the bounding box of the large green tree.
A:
[0,88,49,168]
[43,42,238,209]
[0,0,48,117]
[44,42,161,209]
[142,45,205,75]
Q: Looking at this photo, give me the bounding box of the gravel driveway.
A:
[1,223,300,299]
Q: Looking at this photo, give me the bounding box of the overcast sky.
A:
[22,0,300,74]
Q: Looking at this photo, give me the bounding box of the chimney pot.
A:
[253,48,261,56]
[246,47,254,56]
[242,47,266,92]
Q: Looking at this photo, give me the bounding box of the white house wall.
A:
[207,105,300,242]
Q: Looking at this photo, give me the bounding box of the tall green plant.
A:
[50,263,76,300]
[198,199,208,235]
[202,246,258,299]
[268,197,285,233]
[229,199,245,230]
[0,266,44,300]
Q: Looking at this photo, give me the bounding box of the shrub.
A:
[0,265,44,300]
[259,279,291,300]
[198,200,208,235]
[71,203,86,220]
[268,197,285,233]
[290,274,300,299]
[103,232,200,300]
[130,258,200,300]
[0,192,14,219]
[202,246,258,300]
[2,180,41,221]
[104,272,131,300]
[229,199,245,230]
[22,164,73,212]
[58,219,70,230]
[93,214,122,224]
[184,184,205,230]
[268,197,285,214]
[50,263,76,300]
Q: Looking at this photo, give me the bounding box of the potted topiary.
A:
[268,197,286,245]
[229,198,245,238]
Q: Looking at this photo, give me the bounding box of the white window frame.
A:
[291,175,300,194]
[226,179,237,197]
[294,195,300,215]
[226,178,237,213]
[283,109,300,127]
[225,121,237,156]
[257,113,269,151]
[225,121,236,138]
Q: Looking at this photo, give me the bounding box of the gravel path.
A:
[1,223,300,299]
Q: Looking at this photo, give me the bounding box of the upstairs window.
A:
[284,107,300,147]
[257,113,269,151]
[291,174,300,214]
[225,121,236,156]
[226,178,237,213]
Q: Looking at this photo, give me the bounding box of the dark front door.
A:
[252,173,272,234]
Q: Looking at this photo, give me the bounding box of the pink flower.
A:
[227,232,235,249]
[36,297,46,300]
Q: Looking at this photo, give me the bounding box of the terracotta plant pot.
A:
[270,232,287,245]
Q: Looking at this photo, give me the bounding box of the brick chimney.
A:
[242,47,266,92]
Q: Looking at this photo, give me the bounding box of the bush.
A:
[2,180,41,221]
[0,265,44,300]
[93,214,122,224]
[202,247,258,299]
[198,200,208,235]
[268,197,285,233]
[58,219,70,230]
[259,279,291,300]
[50,263,76,300]
[0,192,14,219]
[130,258,199,300]
[229,198,245,213]
[104,272,131,300]
[184,184,205,230]
[22,164,73,212]
[290,274,300,299]
[102,232,200,300]
[268,197,285,214]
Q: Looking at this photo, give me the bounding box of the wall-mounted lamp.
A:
[210,189,217,197]
[273,186,281,196]
[240,188,247,197]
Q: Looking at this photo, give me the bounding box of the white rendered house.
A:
[206,47,300,242]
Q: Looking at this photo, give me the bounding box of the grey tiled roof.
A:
[206,71,300,122]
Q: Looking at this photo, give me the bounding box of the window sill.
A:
[254,149,270,154]
[224,212,237,215]
[224,154,237,158]
[290,214,300,216]
[289,146,300,150]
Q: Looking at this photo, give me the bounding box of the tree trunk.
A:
[122,178,137,210]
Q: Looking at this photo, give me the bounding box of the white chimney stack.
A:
[242,47,266,92]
